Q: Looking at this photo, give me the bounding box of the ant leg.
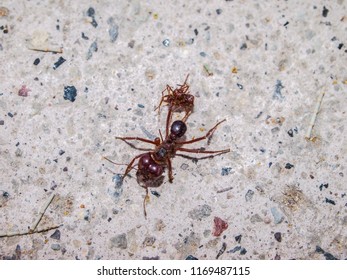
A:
[177,147,230,154]
[116,136,157,145]
[166,158,174,183]
[182,110,192,123]
[143,188,149,218]
[123,153,147,178]
[177,119,226,145]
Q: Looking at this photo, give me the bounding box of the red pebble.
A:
[213,216,228,237]
[18,85,31,97]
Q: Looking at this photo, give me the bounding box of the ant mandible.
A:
[114,112,230,216]
[155,74,194,121]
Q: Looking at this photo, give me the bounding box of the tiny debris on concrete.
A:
[271,207,284,224]
[216,242,227,259]
[63,86,77,102]
[53,56,66,69]
[213,217,228,237]
[221,167,232,176]
[18,85,31,97]
[188,204,212,220]
[273,80,284,100]
[86,40,98,60]
[107,17,119,43]
[110,233,127,249]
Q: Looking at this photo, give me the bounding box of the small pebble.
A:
[50,229,61,240]
[216,242,227,259]
[188,204,212,220]
[162,39,170,47]
[53,56,66,70]
[271,207,284,224]
[245,189,254,202]
[137,104,144,108]
[213,217,228,237]
[285,163,294,169]
[274,232,282,242]
[18,85,31,97]
[86,40,98,60]
[151,190,160,197]
[287,129,294,137]
[216,9,222,15]
[143,236,156,247]
[59,150,65,156]
[240,248,247,255]
[221,167,232,176]
[235,234,242,243]
[185,255,198,260]
[107,17,119,43]
[228,246,241,253]
[237,83,243,90]
[63,86,77,102]
[33,58,40,65]
[325,198,336,205]
[322,6,329,17]
[51,244,61,251]
[319,183,329,191]
[273,80,284,101]
[0,120,4,125]
[110,233,127,249]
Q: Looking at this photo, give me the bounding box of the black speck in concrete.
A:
[319,183,328,191]
[194,28,198,36]
[325,198,336,205]
[240,248,247,255]
[237,83,243,90]
[338,43,343,50]
[322,6,329,17]
[138,104,144,108]
[273,80,284,101]
[0,120,5,125]
[285,163,294,169]
[151,190,160,197]
[185,255,198,260]
[235,234,242,243]
[221,167,232,176]
[7,112,13,118]
[287,129,294,137]
[53,56,66,70]
[216,9,222,15]
[81,32,89,40]
[33,58,40,65]
[63,86,77,102]
[227,246,241,253]
[240,43,247,50]
[216,242,227,259]
[59,150,65,156]
[50,229,61,240]
[87,7,98,27]
[283,21,289,27]
[274,232,282,242]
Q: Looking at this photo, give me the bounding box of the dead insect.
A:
[114,114,230,217]
[155,74,194,121]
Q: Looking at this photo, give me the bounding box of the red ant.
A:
[155,74,194,121]
[112,113,230,217]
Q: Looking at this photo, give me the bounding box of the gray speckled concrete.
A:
[0,0,346,260]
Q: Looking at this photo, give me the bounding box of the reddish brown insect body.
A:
[115,115,230,217]
[155,74,194,120]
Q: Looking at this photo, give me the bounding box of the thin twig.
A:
[305,91,326,141]
[28,47,63,53]
[216,186,233,193]
[0,193,58,238]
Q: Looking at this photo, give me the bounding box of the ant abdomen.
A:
[138,153,164,177]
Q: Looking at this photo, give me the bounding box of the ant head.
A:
[170,120,187,139]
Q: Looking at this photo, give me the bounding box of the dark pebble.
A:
[319,183,329,191]
[87,7,95,17]
[53,56,66,70]
[338,43,343,50]
[221,167,232,176]
[81,32,89,40]
[227,246,241,253]
[59,150,65,156]
[138,104,144,108]
[63,167,68,172]
[273,80,284,100]
[185,255,198,260]
[0,120,4,125]
[107,17,119,43]
[324,252,338,260]
[274,232,282,242]
[325,198,336,205]
[322,6,329,17]
[50,229,61,240]
[315,246,324,253]
[194,29,198,36]
[237,83,243,90]
[216,242,227,259]
[240,248,247,255]
[86,40,98,60]
[63,86,77,102]
[245,189,254,202]
[235,234,242,243]
[216,9,222,15]
[240,43,247,50]
[33,58,40,65]
[7,112,13,118]
[199,51,206,57]
[151,190,160,197]
[287,129,294,137]
[285,163,294,169]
